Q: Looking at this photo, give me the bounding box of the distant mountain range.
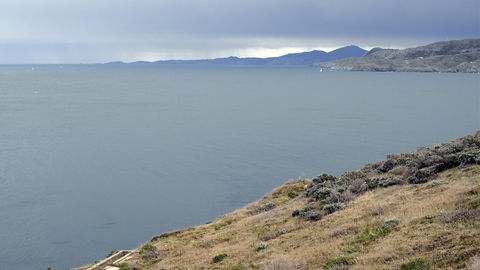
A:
[105,45,367,66]
[318,39,480,73]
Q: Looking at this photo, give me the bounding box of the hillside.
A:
[77,132,480,270]
[104,46,366,66]
[318,39,480,72]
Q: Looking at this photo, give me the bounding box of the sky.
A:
[0,0,478,63]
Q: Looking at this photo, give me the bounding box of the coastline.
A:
[76,132,480,270]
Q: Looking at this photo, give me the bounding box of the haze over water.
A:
[0,65,478,270]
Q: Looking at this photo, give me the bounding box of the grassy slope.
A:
[90,165,480,270]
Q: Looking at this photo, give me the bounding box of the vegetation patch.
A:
[383,218,401,228]
[214,219,235,230]
[323,256,357,269]
[323,203,343,214]
[305,133,480,207]
[355,225,392,246]
[292,206,322,221]
[151,230,182,241]
[256,242,268,251]
[139,244,156,254]
[259,228,286,241]
[212,253,228,263]
[441,208,479,223]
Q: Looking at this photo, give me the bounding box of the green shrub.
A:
[139,243,156,254]
[323,256,357,269]
[260,202,276,211]
[315,187,333,201]
[313,173,337,183]
[356,225,392,246]
[383,218,401,228]
[257,242,268,251]
[366,178,379,189]
[323,203,343,214]
[212,253,228,263]
[378,159,396,172]
[292,206,321,220]
[287,190,298,198]
[400,258,430,270]
[408,176,428,184]
[302,209,322,221]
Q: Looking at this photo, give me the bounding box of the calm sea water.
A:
[0,65,478,270]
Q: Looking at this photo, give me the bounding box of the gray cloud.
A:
[0,0,478,63]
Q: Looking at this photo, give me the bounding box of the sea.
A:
[0,65,478,270]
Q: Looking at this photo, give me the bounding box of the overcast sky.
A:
[0,0,478,63]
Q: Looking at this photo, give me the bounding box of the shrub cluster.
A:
[371,133,480,183]
[292,206,322,221]
[300,132,480,220]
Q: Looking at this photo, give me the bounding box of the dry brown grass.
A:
[80,166,480,270]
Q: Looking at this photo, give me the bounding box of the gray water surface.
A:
[0,66,478,270]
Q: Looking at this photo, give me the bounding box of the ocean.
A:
[0,65,478,270]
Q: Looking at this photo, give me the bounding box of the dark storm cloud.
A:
[0,0,478,63]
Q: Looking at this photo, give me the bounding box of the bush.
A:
[260,202,276,211]
[139,243,156,254]
[408,176,428,184]
[368,206,385,217]
[313,173,337,184]
[348,179,368,194]
[323,203,343,214]
[400,258,430,270]
[442,208,479,223]
[287,190,298,198]
[339,190,355,203]
[356,225,391,246]
[212,253,228,263]
[340,170,366,184]
[302,210,322,221]
[323,256,357,269]
[292,206,321,221]
[260,229,285,241]
[315,187,333,201]
[378,159,396,173]
[383,218,401,228]
[257,242,268,251]
[379,177,404,187]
